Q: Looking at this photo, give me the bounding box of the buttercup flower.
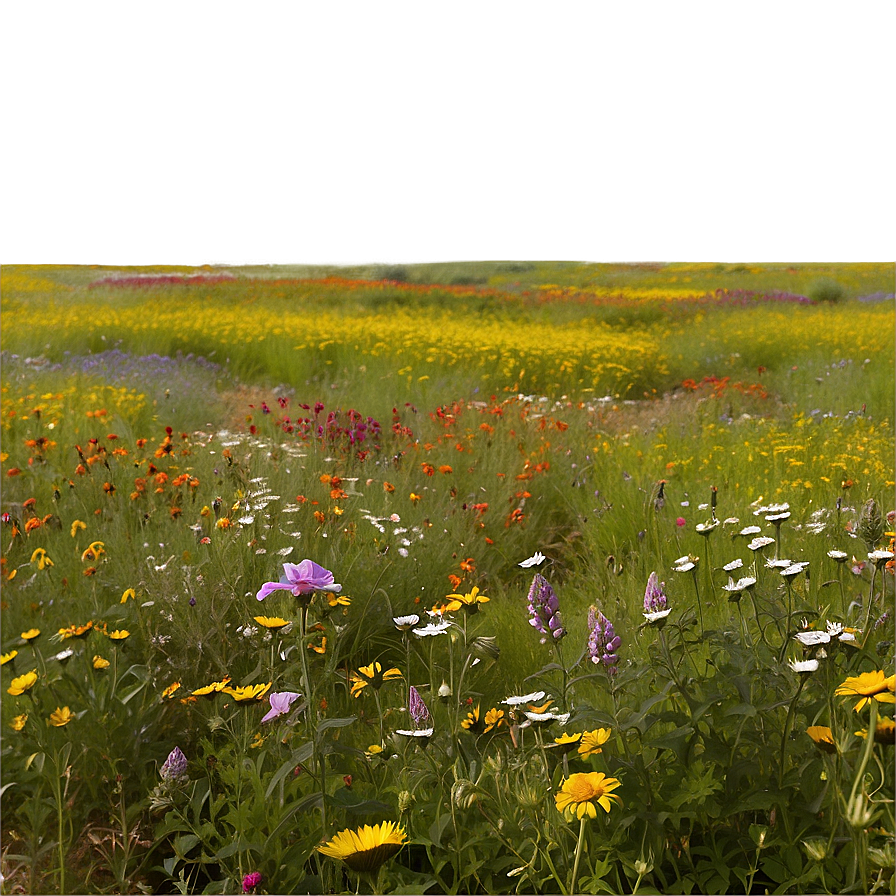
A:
[10,713,27,731]
[578,727,612,758]
[256,559,342,601]
[49,706,74,727]
[555,772,622,820]
[262,690,302,723]
[92,655,110,670]
[21,628,40,641]
[527,574,566,643]
[835,671,896,712]
[8,670,37,695]
[350,661,403,697]
[161,681,181,699]
[445,586,489,613]
[317,821,407,874]
[191,677,231,696]
[1,650,18,665]
[253,615,290,629]
[552,732,583,754]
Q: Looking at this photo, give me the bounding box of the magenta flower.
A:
[242,871,262,893]
[256,560,342,601]
[676,517,686,528]
[261,691,302,723]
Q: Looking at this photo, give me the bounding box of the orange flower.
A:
[383,482,395,493]
[459,558,475,573]
[24,518,42,533]
[313,510,326,524]
[438,465,453,474]
[103,482,115,495]
[409,493,421,504]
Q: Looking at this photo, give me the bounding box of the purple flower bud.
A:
[643,572,667,614]
[160,746,188,784]
[587,607,620,674]
[409,686,430,727]
[527,574,566,644]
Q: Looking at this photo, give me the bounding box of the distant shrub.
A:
[379,265,410,283]
[808,277,846,304]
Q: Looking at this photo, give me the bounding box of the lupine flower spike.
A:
[527,574,566,644]
[587,607,621,673]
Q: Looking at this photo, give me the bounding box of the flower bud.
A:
[398,790,414,813]
[452,779,480,810]
[160,746,188,785]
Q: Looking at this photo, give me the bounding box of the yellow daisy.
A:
[120,588,136,603]
[106,629,130,640]
[49,706,74,727]
[445,586,490,613]
[555,772,622,820]
[577,727,612,758]
[835,670,896,712]
[1,650,18,665]
[223,682,272,702]
[21,628,40,641]
[349,661,403,698]
[483,707,505,733]
[70,519,87,537]
[806,725,837,754]
[92,655,111,670]
[317,821,407,874]
[254,615,290,629]
[552,732,583,754]
[854,717,896,745]
[7,670,38,695]
[161,681,181,699]
[461,703,483,734]
[192,677,231,696]
[326,594,352,608]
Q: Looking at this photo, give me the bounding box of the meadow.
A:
[0,262,894,895]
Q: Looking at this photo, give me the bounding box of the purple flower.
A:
[242,871,263,893]
[256,560,342,601]
[527,574,566,644]
[160,746,188,783]
[261,691,302,723]
[643,572,672,624]
[587,607,621,673]
[409,686,431,727]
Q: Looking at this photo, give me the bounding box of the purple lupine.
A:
[643,572,672,624]
[160,746,188,784]
[587,607,621,673]
[527,574,566,644]
[409,686,431,727]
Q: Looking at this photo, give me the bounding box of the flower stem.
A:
[569,815,588,895]
[778,674,808,789]
[860,565,878,649]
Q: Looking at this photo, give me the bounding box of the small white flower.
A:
[277,546,294,557]
[503,691,548,706]
[53,648,74,662]
[722,517,740,526]
[868,549,895,564]
[780,561,809,577]
[395,727,434,738]
[518,551,546,568]
[766,512,791,523]
[765,558,792,569]
[748,536,776,551]
[393,614,420,631]
[523,711,570,725]
[412,620,451,637]
[723,576,756,593]
[739,525,762,536]
[696,520,720,536]
[788,658,820,673]
[793,630,830,647]
[673,560,696,573]
[827,550,848,561]
[723,558,744,572]
[643,608,673,623]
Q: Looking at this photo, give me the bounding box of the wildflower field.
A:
[0,262,894,895]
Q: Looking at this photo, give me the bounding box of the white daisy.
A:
[518,551,546,568]
[788,658,819,673]
[723,558,744,572]
[502,691,548,706]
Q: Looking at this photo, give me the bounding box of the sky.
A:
[2,3,894,266]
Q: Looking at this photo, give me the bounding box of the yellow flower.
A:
[92,655,110,670]
[81,541,105,563]
[349,661,403,697]
[49,706,74,727]
[8,670,37,695]
[21,629,40,641]
[317,821,408,874]
[192,677,231,696]
[461,703,483,733]
[106,630,130,640]
[445,586,489,613]
[409,493,421,504]
[254,615,290,629]
[555,772,622,820]
[57,621,93,640]
[29,548,53,570]
[70,520,87,537]
[326,593,352,608]
[483,707,505,733]
[553,732,583,754]
[366,744,384,759]
[854,717,896,745]
[161,681,181,699]
[1,650,18,665]
[250,732,266,749]
[10,713,27,731]
[120,588,136,603]
[578,727,612,758]
[223,682,272,702]
[807,725,837,754]
[835,670,896,712]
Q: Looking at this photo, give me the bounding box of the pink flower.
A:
[261,691,302,723]
[256,560,341,601]
[676,517,686,528]
[242,871,262,893]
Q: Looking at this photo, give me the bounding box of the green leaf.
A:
[264,743,313,801]
[314,716,356,741]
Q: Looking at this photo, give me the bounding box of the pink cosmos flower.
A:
[256,560,342,601]
[261,691,302,723]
